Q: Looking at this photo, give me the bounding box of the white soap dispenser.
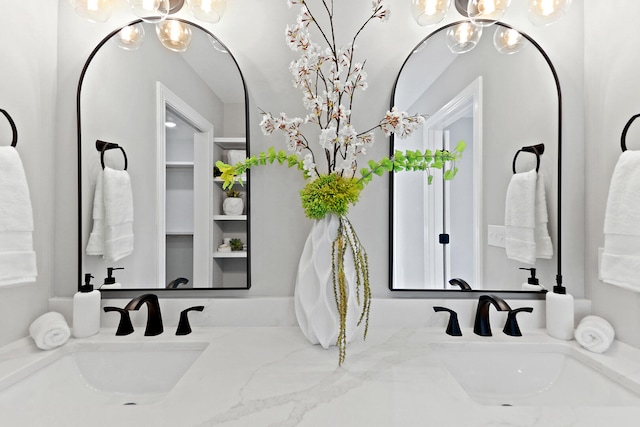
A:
[520,267,545,291]
[545,280,574,340]
[73,273,101,338]
[100,267,123,290]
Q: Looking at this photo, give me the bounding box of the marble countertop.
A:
[1,327,640,426]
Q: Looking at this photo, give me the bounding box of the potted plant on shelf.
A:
[230,238,244,252]
[223,188,244,216]
[216,0,464,365]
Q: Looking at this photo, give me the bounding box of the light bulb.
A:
[128,0,170,23]
[410,0,451,27]
[114,23,145,51]
[69,0,113,23]
[188,0,226,23]
[156,20,192,52]
[528,0,571,26]
[493,27,526,54]
[446,21,482,54]
[467,0,511,26]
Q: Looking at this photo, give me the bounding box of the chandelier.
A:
[411,0,571,54]
[69,0,226,52]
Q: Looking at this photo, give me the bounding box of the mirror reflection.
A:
[79,20,249,290]
[391,22,559,292]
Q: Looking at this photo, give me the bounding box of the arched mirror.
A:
[77,20,250,292]
[390,21,561,292]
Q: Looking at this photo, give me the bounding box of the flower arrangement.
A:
[217,0,464,364]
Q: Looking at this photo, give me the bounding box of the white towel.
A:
[574,315,615,354]
[505,169,537,264]
[535,173,553,259]
[85,167,134,262]
[29,312,71,351]
[0,146,37,287]
[600,151,640,290]
[103,167,134,262]
[86,172,105,256]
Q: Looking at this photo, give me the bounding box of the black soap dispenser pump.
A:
[520,267,545,291]
[101,267,123,290]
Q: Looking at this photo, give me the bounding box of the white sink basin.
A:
[0,341,208,406]
[431,342,640,407]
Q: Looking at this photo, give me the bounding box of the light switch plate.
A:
[488,225,506,247]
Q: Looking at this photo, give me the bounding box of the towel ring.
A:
[0,109,18,147]
[621,114,640,152]
[97,139,128,170]
[512,144,542,174]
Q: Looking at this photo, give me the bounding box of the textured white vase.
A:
[223,197,244,215]
[294,214,362,349]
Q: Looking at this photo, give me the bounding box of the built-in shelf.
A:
[213,215,247,221]
[214,137,246,149]
[166,161,194,168]
[166,230,194,236]
[213,251,247,258]
[213,176,248,184]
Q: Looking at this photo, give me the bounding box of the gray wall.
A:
[585,0,640,348]
[53,0,586,300]
[0,2,57,346]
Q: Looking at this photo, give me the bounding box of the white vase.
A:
[294,214,362,349]
[223,197,244,215]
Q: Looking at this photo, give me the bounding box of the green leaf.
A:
[444,167,459,180]
[381,157,393,172]
[427,175,433,185]
[267,147,276,162]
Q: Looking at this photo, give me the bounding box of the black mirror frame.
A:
[76,19,251,296]
[388,21,562,297]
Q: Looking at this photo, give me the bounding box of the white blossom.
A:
[261,1,423,176]
[319,126,337,149]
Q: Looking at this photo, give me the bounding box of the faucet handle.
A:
[503,307,534,337]
[433,306,462,336]
[103,307,134,336]
[176,306,205,336]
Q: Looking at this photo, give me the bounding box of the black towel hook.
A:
[0,109,18,147]
[621,114,640,152]
[512,143,544,174]
[96,139,128,170]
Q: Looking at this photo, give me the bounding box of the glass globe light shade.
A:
[466,0,511,26]
[493,27,526,54]
[411,0,451,27]
[69,0,113,23]
[128,0,171,23]
[188,0,227,23]
[446,21,483,54]
[114,23,145,51]
[156,20,192,52]
[527,0,572,26]
[208,35,229,53]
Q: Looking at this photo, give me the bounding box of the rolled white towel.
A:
[574,315,615,354]
[29,312,71,351]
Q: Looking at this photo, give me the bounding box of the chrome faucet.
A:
[124,293,163,336]
[474,294,511,336]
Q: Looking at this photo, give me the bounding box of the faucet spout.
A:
[124,293,163,336]
[474,294,511,337]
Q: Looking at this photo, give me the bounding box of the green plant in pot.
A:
[216,0,464,365]
[229,238,244,252]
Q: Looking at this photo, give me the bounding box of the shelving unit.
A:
[212,137,249,288]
